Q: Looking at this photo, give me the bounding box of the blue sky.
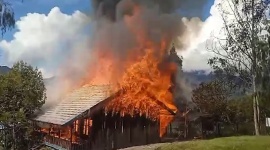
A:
[3,0,92,41]
[3,0,215,41]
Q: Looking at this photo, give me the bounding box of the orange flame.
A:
[79,5,178,137]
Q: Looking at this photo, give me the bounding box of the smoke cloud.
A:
[44,0,209,111]
[92,0,209,20]
[91,0,208,50]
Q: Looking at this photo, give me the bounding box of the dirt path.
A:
[119,143,170,150]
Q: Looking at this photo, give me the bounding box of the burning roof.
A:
[34,84,112,125]
[37,0,201,130]
[35,82,177,126]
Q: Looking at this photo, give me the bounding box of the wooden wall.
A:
[35,110,162,150]
[79,111,161,150]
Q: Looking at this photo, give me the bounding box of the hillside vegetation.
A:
[0,66,10,74]
[155,136,270,150]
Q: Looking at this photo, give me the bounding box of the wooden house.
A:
[32,84,176,150]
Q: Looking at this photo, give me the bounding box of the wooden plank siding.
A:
[35,109,162,150]
[88,110,160,150]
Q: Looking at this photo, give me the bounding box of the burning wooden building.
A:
[33,84,177,150]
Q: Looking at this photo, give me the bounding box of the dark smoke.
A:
[88,0,208,111]
[41,0,209,113]
[91,0,209,21]
[90,0,208,51]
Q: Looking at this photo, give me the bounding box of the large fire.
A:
[41,3,182,140]
[76,5,179,137]
[105,48,177,118]
[40,0,207,142]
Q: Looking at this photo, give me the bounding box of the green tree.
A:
[192,80,254,134]
[255,27,270,121]
[226,96,253,132]
[191,80,229,119]
[0,61,46,149]
[207,0,270,135]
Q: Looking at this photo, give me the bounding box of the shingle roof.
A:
[34,84,112,125]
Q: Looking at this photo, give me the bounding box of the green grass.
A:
[156,136,270,150]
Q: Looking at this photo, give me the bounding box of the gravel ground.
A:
[119,143,170,150]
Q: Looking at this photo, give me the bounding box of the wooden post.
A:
[104,113,108,149]
[70,126,73,143]
[218,122,221,136]
[58,128,61,138]
[185,115,187,138]
[201,118,204,139]
[129,116,132,144]
[146,119,149,144]
[49,126,51,136]
[158,117,161,143]
[121,117,124,134]
[170,123,172,135]
[113,116,117,149]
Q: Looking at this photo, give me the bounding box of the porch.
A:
[36,110,162,150]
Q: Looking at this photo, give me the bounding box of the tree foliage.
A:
[192,80,254,125]
[0,61,46,149]
[255,26,270,117]
[208,0,270,90]
[226,96,253,125]
[0,0,16,36]
[207,0,270,135]
[192,80,228,117]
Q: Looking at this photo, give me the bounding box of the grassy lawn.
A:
[156,136,270,150]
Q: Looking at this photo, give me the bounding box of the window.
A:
[83,119,92,135]
[73,120,79,132]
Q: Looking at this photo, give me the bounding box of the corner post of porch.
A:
[49,126,51,136]
[58,128,61,139]
[70,125,73,143]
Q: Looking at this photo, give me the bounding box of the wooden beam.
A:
[70,125,73,143]
[49,127,51,136]
[146,92,176,115]
[58,129,61,138]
